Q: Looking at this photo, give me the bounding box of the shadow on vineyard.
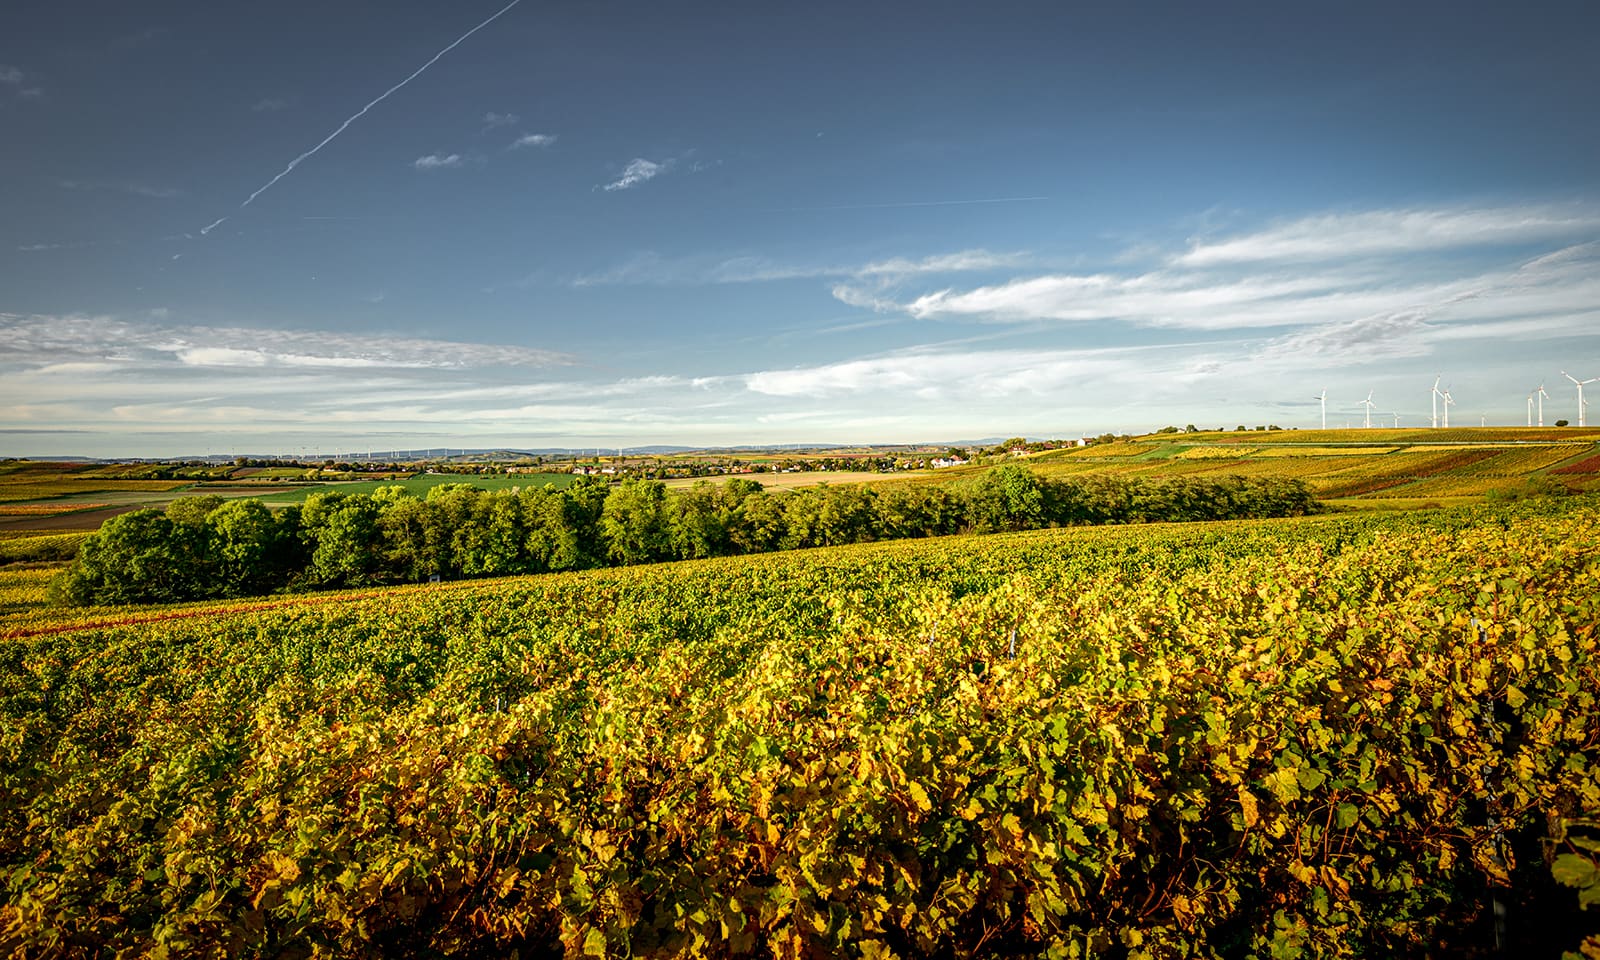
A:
[1,495,1597,956]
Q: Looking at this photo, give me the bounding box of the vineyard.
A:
[1021,435,1600,503]
[2,497,1598,957]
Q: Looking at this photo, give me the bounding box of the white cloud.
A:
[855,250,1034,277]
[1175,205,1600,266]
[413,153,464,171]
[57,179,181,199]
[0,64,39,97]
[0,313,570,372]
[860,206,1600,344]
[568,247,1032,288]
[482,111,518,130]
[511,132,557,149]
[602,158,666,191]
[251,97,288,112]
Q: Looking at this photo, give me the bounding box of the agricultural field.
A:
[1,496,1598,956]
[1019,430,1599,504]
[250,471,574,504]
[0,462,577,535]
[664,469,928,492]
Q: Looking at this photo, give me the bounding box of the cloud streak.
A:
[413,153,464,170]
[58,179,182,199]
[0,64,42,98]
[862,205,1600,347]
[602,158,667,192]
[767,195,1050,213]
[217,0,523,218]
[569,248,1031,287]
[511,132,557,149]
[1176,205,1600,266]
[0,312,571,372]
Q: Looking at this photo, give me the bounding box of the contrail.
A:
[233,0,522,212]
[767,196,1050,213]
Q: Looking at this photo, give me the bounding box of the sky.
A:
[3,0,1599,457]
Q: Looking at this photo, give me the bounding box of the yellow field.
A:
[0,502,112,516]
[663,469,932,491]
[1249,445,1400,457]
[1171,446,1258,459]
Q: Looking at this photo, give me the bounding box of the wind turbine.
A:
[1563,371,1597,428]
[1537,384,1551,427]
[1361,390,1377,429]
[1527,393,1535,427]
[1430,375,1444,429]
[1441,388,1455,428]
[1316,389,1327,430]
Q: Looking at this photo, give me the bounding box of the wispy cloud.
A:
[569,248,1030,288]
[482,111,519,130]
[251,97,288,112]
[0,64,43,99]
[856,205,1600,351]
[1175,205,1600,266]
[602,158,668,192]
[0,313,571,372]
[855,250,1035,277]
[113,27,170,49]
[742,345,1158,400]
[17,240,98,253]
[57,179,182,199]
[511,132,557,149]
[413,153,465,171]
[766,195,1050,214]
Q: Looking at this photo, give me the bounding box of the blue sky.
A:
[3,0,1599,456]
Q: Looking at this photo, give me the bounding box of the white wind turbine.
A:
[1441,388,1455,428]
[1537,384,1551,427]
[1563,371,1597,428]
[1361,390,1377,429]
[1430,375,1445,429]
[1316,389,1327,430]
[1527,392,1535,427]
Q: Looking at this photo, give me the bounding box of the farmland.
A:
[1007,429,1600,503]
[251,472,574,504]
[1,495,1597,955]
[0,462,576,536]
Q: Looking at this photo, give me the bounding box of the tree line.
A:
[52,467,1317,606]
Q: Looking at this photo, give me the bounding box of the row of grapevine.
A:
[1,500,1597,956]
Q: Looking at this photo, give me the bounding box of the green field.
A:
[251,471,574,503]
[3,496,1597,956]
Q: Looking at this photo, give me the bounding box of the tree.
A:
[302,494,384,586]
[378,495,448,582]
[600,479,671,565]
[668,481,727,559]
[964,465,1049,532]
[205,498,288,596]
[729,491,788,554]
[1556,419,1570,427]
[52,509,204,605]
